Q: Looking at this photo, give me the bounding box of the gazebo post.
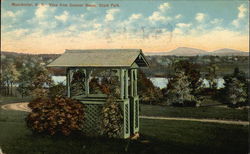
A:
[85,69,90,96]
[124,69,128,99]
[120,69,124,99]
[130,69,134,97]
[66,68,71,97]
[134,69,138,96]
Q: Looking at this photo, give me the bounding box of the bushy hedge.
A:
[26,97,85,136]
[100,96,123,138]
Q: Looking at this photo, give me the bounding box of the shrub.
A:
[138,70,163,104]
[26,97,85,136]
[48,83,66,98]
[99,77,123,138]
[100,96,123,138]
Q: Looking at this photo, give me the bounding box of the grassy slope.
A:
[140,104,248,121]
[0,109,248,154]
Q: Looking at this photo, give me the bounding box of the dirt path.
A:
[1,102,31,112]
[1,102,248,125]
[140,116,249,126]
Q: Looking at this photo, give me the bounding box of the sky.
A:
[1,0,249,54]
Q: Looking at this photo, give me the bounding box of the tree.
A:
[17,68,31,98]
[1,60,20,96]
[226,77,247,107]
[31,66,53,99]
[165,71,195,106]
[174,60,203,96]
[222,68,248,107]
[137,70,163,104]
[206,64,218,90]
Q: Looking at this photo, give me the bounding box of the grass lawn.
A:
[0,96,31,105]
[140,104,248,121]
[0,108,248,154]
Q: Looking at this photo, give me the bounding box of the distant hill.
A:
[145,47,249,56]
[166,47,208,56]
[210,48,249,56]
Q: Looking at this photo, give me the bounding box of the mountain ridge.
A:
[145,47,249,56]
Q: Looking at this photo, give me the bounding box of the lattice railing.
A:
[83,104,102,136]
[124,103,129,134]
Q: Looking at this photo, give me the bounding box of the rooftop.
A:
[47,49,149,67]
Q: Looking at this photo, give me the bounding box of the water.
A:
[51,76,225,89]
[52,76,66,85]
[149,77,225,89]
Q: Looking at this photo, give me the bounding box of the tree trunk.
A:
[7,83,10,96]
[10,82,13,96]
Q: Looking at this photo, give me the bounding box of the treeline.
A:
[138,60,248,108]
[142,55,249,77]
[0,52,59,97]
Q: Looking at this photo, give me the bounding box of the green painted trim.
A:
[80,101,105,105]
[130,69,134,97]
[120,69,124,99]
[131,62,139,68]
[134,69,138,96]
[124,70,128,99]
[120,99,130,139]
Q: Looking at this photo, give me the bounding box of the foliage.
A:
[17,68,31,97]
[219,67,248,107]
[174,60,203,95]
[205,63,219,90]
[1,59,20,96]
[100,96,123,138]
[31,67,53,98]
[48,82,66,98]
[138,70,163,104]
[70,69,85,96]
[26,97,85,136]
[165,71,196,106]
[226,77,247,107]
[100,76,123,138]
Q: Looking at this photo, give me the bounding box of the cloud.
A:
[105,9,120,22]
[55,11,69,22]
[175,14,182,19]
[2,28,29,38]
[210,18,223,25]
[129,14,142,20]
[35,5,55,19]
[176,23,191,28]
[2,10,24,18]
[148,11,167,22]
[148,3,172,23]
[232,4,248,28]
[173,23,192,35]
[195,13,206,22]
[159,3,170,12]
[238,4,247,18]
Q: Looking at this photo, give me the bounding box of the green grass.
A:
[0,96,31,105]
[140,104,248,121]
[0,108,248,154]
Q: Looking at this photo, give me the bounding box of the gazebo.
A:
[48,49,149,138]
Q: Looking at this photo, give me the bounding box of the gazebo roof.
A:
[47,49,149,68]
